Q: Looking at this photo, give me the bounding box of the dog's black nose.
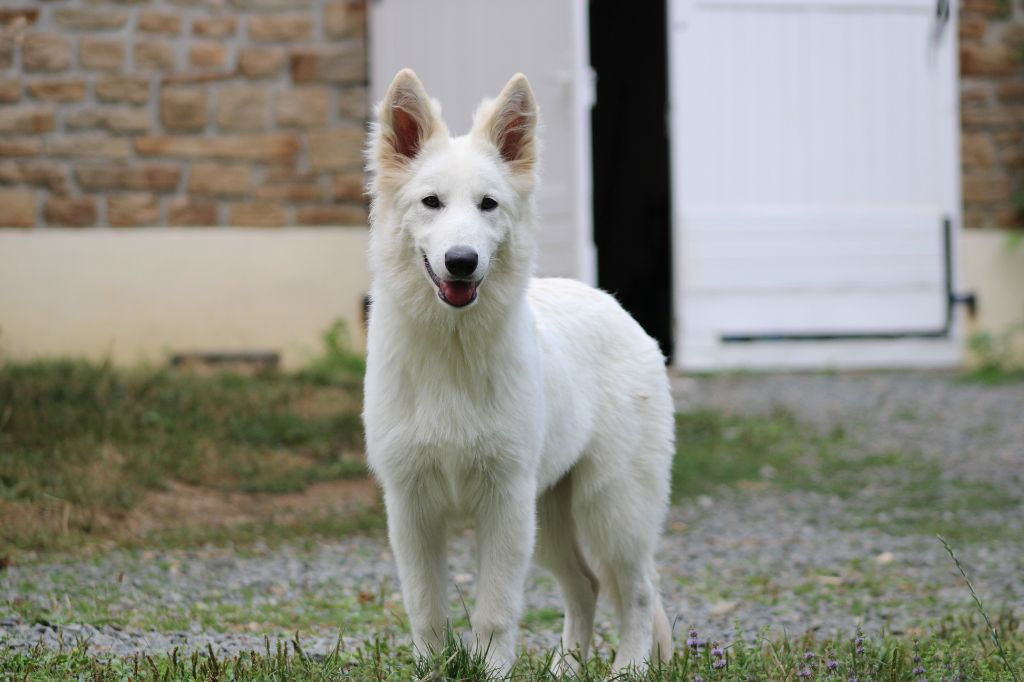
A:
[445,246,478,278]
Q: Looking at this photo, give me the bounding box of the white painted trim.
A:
[698,0,934,9]
[573,0,597,286]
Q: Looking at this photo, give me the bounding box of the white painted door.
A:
[369,0,596,283]
[668,0,962,370]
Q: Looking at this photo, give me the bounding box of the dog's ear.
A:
[373,69,444,174]
[473,73,538,177]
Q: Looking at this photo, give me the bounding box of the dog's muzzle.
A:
[424,255,480,307]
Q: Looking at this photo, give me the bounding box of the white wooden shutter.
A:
[369,0,596,283]
[669,0,963,369]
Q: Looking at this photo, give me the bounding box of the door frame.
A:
[367,0,596,285]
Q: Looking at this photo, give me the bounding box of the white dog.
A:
[363,69,675,673]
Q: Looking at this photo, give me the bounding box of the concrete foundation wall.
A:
[0,227,370,369]
[961,228,1024,362]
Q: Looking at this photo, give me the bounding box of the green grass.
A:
[0,353,368,555]
[672,409,1022,543]
[3,617,1022,681]
[131,506,387,554]
[3,539,399,636]
[522,607,564,632]
[964,326,1024,385]
[964,365,1024,386]
[672,409,829,500]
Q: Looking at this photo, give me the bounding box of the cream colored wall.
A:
[0,228,370,369]
[1,227,1020,370]
[960,229,1024,363]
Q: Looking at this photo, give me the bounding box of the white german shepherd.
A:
[363,69,674,673]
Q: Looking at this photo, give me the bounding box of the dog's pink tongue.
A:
[441,281,476,306]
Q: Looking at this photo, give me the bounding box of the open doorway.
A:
[590,2,674,361]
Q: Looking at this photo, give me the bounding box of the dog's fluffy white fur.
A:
[363,69,674,672]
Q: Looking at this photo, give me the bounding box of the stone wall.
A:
[0,0,368,228]
[1,3,1020,231]
[961,0,1024,230]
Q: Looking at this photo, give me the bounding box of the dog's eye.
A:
[422,195,441,209]
[480,197,498,211]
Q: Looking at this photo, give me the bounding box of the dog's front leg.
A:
[384,487,448,656]
[472,478,536,673]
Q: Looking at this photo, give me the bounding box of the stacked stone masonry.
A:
[961,0,1024,230]
[0,0,368,227]
[1,2,1021,229]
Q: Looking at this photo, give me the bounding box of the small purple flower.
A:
[911,640,925,678]
[854,629,866,656]
[797,667,813,678]
[804,651,816,660]
[693,676,704,682]
[827,658,839,672]
[713,658,726,669]
[687,630,700,649]
[711,643,724,658]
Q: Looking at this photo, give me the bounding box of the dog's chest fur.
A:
[364,306,548,514]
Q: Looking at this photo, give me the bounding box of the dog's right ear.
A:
[372,69,444,176]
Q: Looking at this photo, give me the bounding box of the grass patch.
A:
[0,350,368,555]
[964,326,1024,385]
[131,506,387,555]
[6,358,1017,555]
[672,409,1021,542]
[3,618,1022,681]
[964,365,1024,386]
[522,606,563,632]
[5,559,399,636]
[672,409,828,501]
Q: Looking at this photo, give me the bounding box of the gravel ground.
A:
[3,372,1023,658]
[674,372,1024,493]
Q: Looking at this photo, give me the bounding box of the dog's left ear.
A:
[473,74,538,177]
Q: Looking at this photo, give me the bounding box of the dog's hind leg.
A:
[572,444,672,672]
[534,474,599,672]
[603,557,656,671]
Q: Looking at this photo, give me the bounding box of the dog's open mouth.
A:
[424,255,479,308]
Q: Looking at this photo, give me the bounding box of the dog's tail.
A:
[651,590,672,662]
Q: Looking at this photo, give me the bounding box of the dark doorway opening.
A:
[589,2,673,361]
